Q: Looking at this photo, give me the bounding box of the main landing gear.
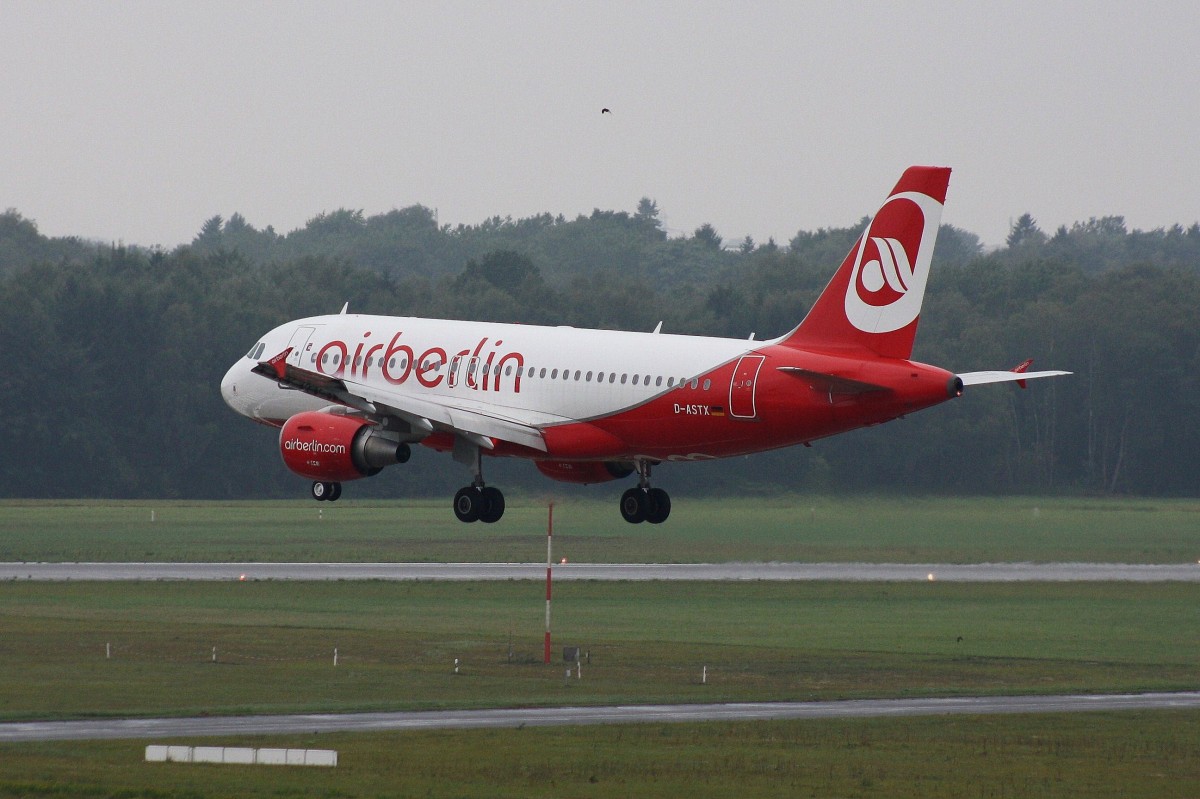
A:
[453,445,505,523]
[311,481,342,501]
[453,483,505,524]
[620,461,670,524]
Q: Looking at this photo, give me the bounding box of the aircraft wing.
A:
[252,349,548,452]
[958,359,1071,388]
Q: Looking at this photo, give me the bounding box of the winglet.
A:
[1012,358,1034,389]
[263,348,292,380]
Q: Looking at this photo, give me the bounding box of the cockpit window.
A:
[246,342,266,360]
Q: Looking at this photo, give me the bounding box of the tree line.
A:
[1,203,1198,499]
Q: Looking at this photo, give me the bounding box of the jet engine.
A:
[535,460,635,485]
[279,411,410,482]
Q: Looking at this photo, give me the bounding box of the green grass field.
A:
[3,495,1200,563]
[2,497,1198,797]
[1,581,1196,720]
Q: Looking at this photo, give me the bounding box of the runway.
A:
[3,692,1199,742]
[2,561,1199,581]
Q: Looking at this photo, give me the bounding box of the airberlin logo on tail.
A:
[844,191,943,334]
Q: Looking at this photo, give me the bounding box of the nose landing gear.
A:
[311,481,342,502]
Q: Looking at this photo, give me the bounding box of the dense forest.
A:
[2,201,1199,500]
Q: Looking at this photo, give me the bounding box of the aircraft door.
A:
[729,354,765,419]
[286,326,319,368]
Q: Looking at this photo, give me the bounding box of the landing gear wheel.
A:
[453,486,482,523]
[620,487,649,524]
[645,487,671,524]
[311,481,341,502]
[478,486,505,523]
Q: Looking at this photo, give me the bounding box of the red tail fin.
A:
[779,166,951,359]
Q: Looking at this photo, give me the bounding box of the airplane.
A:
[220,166,1068,524]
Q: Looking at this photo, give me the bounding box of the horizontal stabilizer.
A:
[777,367,890,395]
[958,367,1071,387]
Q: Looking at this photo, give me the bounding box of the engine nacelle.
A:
[535,460,635,485]
[279,411,409,482]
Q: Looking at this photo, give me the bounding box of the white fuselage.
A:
[222,313,758,433]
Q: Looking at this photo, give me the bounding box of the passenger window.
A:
[574,370,581,380]
[691,378,698,389]
[586,371,593,382]
[621,374,627,384]
[656,376,663,387]
[609,373,616,384]
[703,379,711,390]
[667,377,675,387]
[596,372,604,382]
[540,368,547,378]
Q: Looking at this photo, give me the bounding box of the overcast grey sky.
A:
[3,1,1197,249]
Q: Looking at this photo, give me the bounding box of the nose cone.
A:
[220,361,249,415]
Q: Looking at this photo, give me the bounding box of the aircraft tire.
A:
[620,487,647,524]
[328,482,342,502]
[645,488,670,524]
[454,486,482,523]
[479,487,505,523]
[311,481,331,501]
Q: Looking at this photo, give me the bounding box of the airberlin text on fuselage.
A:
[315,331,525,392]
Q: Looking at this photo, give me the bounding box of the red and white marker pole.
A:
[544,502,554,664]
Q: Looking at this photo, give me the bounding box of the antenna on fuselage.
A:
[339,302,349,315]
[652,321,663,334]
